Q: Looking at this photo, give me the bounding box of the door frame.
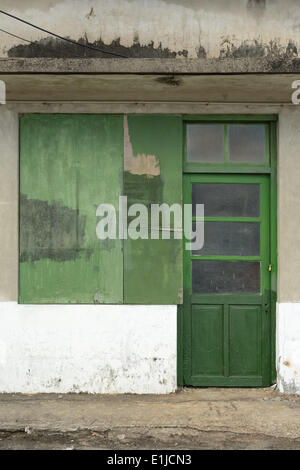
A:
[177,115,277,386]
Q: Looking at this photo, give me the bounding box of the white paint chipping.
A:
[0,303,177,394]
[277,303,300,394]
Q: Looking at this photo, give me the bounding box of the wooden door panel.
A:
[191,304,224,376]
[229,305,262,376]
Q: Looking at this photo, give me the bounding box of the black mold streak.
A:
[219,38,298,59]
[197,46,207,58]
[7,35,192,59]
[20,194,92,262]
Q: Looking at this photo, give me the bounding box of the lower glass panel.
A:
[192,260,260,294]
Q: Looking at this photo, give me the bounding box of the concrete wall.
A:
[276,106,300,393]
[1,1,300,60]
[0,108,18,302]
[277,303,300,394]
[0,303,177,393]
[1,102,300,393]
[278,107,300,302]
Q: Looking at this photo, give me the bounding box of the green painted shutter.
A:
[124,115,183,304]
[19,114,123,304]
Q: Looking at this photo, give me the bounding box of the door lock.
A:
[268,264,272,272]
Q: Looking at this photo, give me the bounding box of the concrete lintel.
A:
[1,57,300,74]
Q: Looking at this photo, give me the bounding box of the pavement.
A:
[0,387,300,449]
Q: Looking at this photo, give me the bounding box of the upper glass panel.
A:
[186,124,224,163]
[228,125,266,163]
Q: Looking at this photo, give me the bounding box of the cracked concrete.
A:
[0,388,300,449]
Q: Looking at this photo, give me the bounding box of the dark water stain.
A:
[7,35,190,59]
[247,0,266,14]
[124,172,164,227]
[156,76,183,87]
[99,238,116,252]
[20,194,92,262]
[219,38,298,59]
[124,173,164,208]
[197,46,207,58]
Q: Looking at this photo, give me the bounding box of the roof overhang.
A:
[0,58,299,103]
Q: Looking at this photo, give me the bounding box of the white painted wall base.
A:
[277,303,300,394]
[0,303,177,394]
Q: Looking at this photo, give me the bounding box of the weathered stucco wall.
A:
[0,303,177,393]
[278,106,300,302]
[277,303,300,394]
[0,108,18,302]
[1,0,300,61]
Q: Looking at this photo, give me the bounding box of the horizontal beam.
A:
[1,57,300,74]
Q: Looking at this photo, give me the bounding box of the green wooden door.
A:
[183,173,272,386]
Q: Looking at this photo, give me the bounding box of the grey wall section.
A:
[1,0,300,61]
[278,107,300,302]
[0,109,18,301]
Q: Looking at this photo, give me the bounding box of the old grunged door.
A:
[183,173,272,386]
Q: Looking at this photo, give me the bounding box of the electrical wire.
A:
[0,27,86,58]
[0,9,127,58]
[0,27,33,44]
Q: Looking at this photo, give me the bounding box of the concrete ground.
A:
[0,387,300,450]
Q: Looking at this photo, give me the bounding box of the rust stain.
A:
[124,115,160,177]
[283,360,291,367]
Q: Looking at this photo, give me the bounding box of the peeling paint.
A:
[124,115,160,177]
[277,303,300,395]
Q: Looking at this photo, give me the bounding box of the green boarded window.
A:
[19,114,123,304]
[19,114,183,305]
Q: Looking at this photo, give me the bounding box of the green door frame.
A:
[177,115,277,386]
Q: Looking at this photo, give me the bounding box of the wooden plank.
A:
[124,115,183,304]
[19,114,123,304]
